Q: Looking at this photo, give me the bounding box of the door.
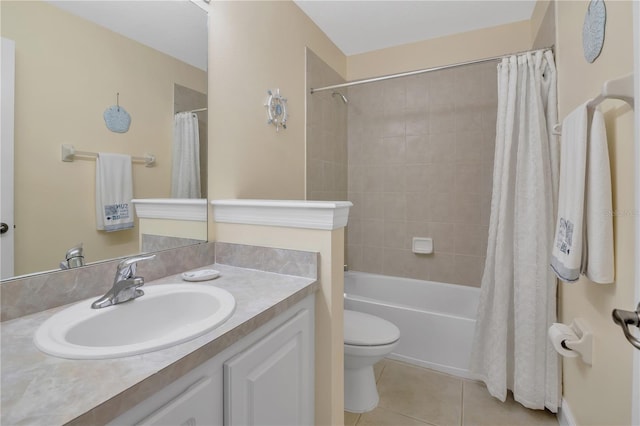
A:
[632,4,640,424]
[1,37,15,279]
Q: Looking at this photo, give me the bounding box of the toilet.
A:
[344,309,400,413]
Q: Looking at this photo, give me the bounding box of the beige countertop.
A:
[1,263,318,425]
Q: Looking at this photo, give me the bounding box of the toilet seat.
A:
[344,310,400,346]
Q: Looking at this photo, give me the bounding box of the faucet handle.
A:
[117,254,156,271]
[116,254,156,280]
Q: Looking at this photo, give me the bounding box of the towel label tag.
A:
[555,217,574,255]
[105,203,130,222]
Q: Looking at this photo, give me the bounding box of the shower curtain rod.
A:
[310,46,554,94]
[177,107,208,114]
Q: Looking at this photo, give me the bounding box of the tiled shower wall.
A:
[306,49,348,201]
[346,62,498,287]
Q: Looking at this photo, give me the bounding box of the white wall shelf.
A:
[132,198,207,221]
[211,199,352,230]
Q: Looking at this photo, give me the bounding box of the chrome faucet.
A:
[91,254,156,309]
[60,243,85,270]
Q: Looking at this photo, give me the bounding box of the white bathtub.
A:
[344,271,481,379]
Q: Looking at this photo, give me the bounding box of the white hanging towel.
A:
[550,103,614,283]
[95,153,134,232]
[550,103,588,282]
[583,109,614,283]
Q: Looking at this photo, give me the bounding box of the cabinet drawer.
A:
[139,376,220,426]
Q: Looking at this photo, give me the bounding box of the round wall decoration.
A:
[264,89,288,132]
[582,0,606,63]
[103,93,131,133]
[103,105,131,133]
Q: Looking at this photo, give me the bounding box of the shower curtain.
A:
[470,50,561,412]
[171,112,201,198]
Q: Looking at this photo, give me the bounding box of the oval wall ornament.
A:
[583,0,606,63]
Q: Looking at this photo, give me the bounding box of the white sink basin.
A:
[34,284,236,360]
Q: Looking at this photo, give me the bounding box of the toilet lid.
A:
[344,310,400,346]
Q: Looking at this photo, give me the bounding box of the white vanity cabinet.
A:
[108,295,314,426]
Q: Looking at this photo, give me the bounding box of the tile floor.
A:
[344,359,559,426]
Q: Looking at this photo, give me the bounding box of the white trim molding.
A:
[132,198,207,222]
[558,398,577,426]
[211,199,353,230]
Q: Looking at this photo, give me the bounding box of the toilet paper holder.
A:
[558,318,593,365]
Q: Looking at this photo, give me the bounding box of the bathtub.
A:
[344,271,481,379]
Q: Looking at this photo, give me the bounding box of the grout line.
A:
[375,360,387,384]
[365,359,559,426]
[365,405,436,426]
[352,413,361,426]
[377,358,464,426]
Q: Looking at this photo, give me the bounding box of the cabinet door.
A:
[224,309,312,426]
[108,367,223,426]
[138,372,222,426]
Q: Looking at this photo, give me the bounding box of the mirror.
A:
[0,0,208,280]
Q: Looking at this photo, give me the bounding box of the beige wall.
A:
[347,20,531,81]
[1,1,206,275]
[207,0,346,204]
[555,1,636,425]
[530,1,556,49]
[207,2,348,424]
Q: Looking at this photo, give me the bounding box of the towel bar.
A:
[61,144,156,167]
[553,73,634,135]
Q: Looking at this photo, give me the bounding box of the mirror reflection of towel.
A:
[95,153,134,232]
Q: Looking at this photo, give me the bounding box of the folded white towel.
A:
[551,103,614,283]
[551,102,589,282]
[95,153,134,232]
[583,109,614,283]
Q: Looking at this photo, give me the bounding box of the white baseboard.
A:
[385,353,479,381]
[558,398,576,426]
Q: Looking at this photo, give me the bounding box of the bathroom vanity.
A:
[0,264,317,425]
[112,294,314,425]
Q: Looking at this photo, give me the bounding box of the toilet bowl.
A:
[344,309,400,413]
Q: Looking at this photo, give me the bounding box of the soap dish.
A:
[181,269,220,282]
